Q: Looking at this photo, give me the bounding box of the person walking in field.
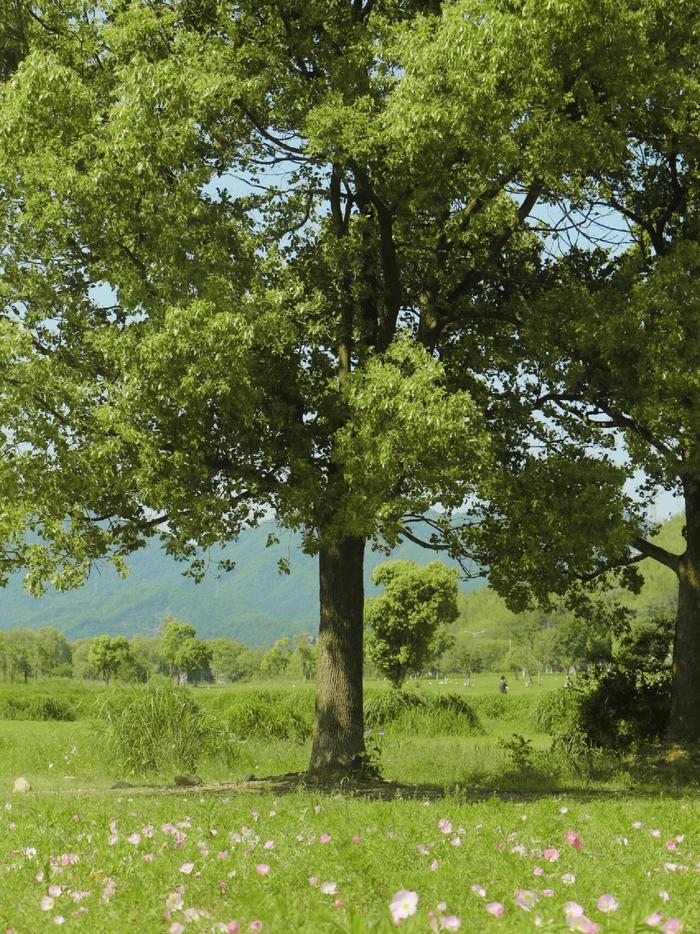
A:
[499,675,508,694]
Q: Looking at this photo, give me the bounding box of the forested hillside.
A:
[0,521,480,644]
[0,515,681,647]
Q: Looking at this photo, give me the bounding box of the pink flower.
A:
[566,831,583,850]
[101,879,116,902]
[248,922,263,932]
[471,884,486,898]
[597,894,618,913]
[255,864,269,876]
[180,863,195,875]
[128,833,141,846]
[666,841,677,852]
[430,859,439,872]
[663,922,683,934]
[515,890,537,912]
[352,834,361,843]
[48,886,63,898]
[533,867,544,876]
[440,917,461,931]
[390,890,419,925]
[308,877,319,887]
[226,924,240,934]
[166,893,184,911]
[169,925,185,934]
[52,919,64,927]
[438,819,452,834]
[632,821,643,829]
[319,834,331,844]
[645,915,662,927]
[485,903,505,918]
[543,889,555,897]
[543,848,560,862]
[660,891,670,902]
[563,905,599,934]
[40,897,55,912]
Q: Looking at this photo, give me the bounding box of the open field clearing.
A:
[0,679,698,932]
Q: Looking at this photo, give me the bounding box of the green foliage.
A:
[174,637,212,682]
[0,693,75,721]
[96,683,236,776]
[546,617,674,751]
[221,690,314,743]
[363,689,483,737]
[87,635,132,686]
[363,689,426,729]
[365,561,459,688]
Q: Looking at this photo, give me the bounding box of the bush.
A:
[469,693,537,723]
[224,690,314,742]
[95,683,237,776]
[0,694,75,721]
[531,689,576,734]
[364,690,483,736]
[545,617,673,751]
[364,690,427,729]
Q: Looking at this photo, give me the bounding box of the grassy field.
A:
[0,676,697,932]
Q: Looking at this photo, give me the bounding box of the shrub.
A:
[364,690,426,729]
[531,688,576,734]
[95,683,237,776]
[469,693,537,723]
[0,694,75,721]
[545,617,673,751]
[224,690,314,742]
[364,691,483,736]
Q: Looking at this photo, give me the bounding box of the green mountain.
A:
[0,522,481,645]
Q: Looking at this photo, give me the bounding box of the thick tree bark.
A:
[309,535,367,773]
[669,486,700,742]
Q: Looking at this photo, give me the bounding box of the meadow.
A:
[0,674,697,933]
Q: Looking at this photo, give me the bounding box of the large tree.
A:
[0,0,657,769]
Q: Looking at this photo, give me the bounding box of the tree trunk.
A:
[309,536,366,773]
[669,488,700,741]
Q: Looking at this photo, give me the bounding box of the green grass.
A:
[0,791,697,932]
[0,676,697,932]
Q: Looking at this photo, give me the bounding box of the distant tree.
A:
[291,635,317,683]
[6,629,35,683]
[234,648,265,682]
[130,635,166,680]
[36,627,71,677]
[174,638,213,684]
[209,639,249,683]
[161,618,197,682]
[87,635,132,686]
[260,638,291,679]
[446,637,484,687]
[365,562,459,689]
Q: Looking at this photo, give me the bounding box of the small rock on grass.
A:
[13,777,31,793]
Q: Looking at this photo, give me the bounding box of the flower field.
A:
[0,678,698,932]
[0,789,698,932]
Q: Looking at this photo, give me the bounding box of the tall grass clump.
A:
[0,694,75,721]
[364,691,483,736]
[96,683,237,777]
[224,690,314,742]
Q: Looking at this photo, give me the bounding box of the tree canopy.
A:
[365,560,458,688]
[2,0,700,766]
